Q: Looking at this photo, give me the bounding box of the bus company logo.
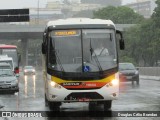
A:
[81,82,86,86]
[62,82,80,86]
[81,82,96,87]
[2,112,11,117]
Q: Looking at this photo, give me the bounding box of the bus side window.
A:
[42,30,48,54]
[49,39,56,65]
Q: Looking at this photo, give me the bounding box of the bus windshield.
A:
[0,49,18,68]
[49,29,117,72]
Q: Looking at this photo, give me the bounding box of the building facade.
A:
[81,0,121,6]
[125,0,157,18]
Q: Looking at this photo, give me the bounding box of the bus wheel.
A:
[104,101,112,111]
[89,102,96,111]
[49,102,61,111]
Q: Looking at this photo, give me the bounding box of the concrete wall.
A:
[139,67,160,76]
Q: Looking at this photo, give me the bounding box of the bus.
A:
[42,18,124,111]
[0,44,20,75]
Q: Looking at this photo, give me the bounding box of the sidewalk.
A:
[140,75,160,81]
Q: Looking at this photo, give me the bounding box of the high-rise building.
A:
[136,0,146,2]
[125,0,157,18]
[64,0,81,4]
[45,0,122,18]
[81,0,121,6]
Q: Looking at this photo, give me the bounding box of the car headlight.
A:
[11,79,18,84]
[32,69,35,72]
[135,71,139,74]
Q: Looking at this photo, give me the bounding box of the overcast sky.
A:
[0,0,136,9]
[0,0,47,9]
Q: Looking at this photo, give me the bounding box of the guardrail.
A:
[139,67,160,76]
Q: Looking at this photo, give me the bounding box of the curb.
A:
[140,75,160,81]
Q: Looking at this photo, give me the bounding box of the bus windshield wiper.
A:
[90,39,103,72]
[52,40,65,72]
[54,49,65,72]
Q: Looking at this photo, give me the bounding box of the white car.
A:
[0,63,19,93]
[23,66,36,75]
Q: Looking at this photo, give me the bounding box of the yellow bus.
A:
[42,18,124,111]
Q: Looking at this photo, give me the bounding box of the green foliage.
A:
[152,0,160,27]
[120,56,137,66]
[93,1,160,66]
[93,6,144,24]
[78,1,160,66]
[123,18,160,66]
[119,25,142,65]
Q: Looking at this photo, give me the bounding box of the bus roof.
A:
[47,18,115,27]
[0,44,17,49]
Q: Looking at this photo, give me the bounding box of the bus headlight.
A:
[108,73,119,86]
[50,81,56,86]
[50,81,62,89]
[110,79,119,86]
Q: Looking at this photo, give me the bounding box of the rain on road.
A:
[0,71,160,120]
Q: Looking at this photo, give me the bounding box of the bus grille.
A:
[64,92,104,100]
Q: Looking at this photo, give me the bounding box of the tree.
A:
[93,6,144,24]
[121,18,160,66]
[119,25,141,65]
[150,0,160,65]
[152,0,160,27]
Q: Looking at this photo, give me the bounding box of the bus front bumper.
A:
[46,83,119,102]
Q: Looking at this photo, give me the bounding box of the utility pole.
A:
[37,0,39,24]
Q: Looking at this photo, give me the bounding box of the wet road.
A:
[0,71,160,120]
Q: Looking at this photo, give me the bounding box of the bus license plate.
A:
[78,98,90,102]
[126,76,132,79]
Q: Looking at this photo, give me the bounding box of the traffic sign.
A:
[0,9,29,22]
